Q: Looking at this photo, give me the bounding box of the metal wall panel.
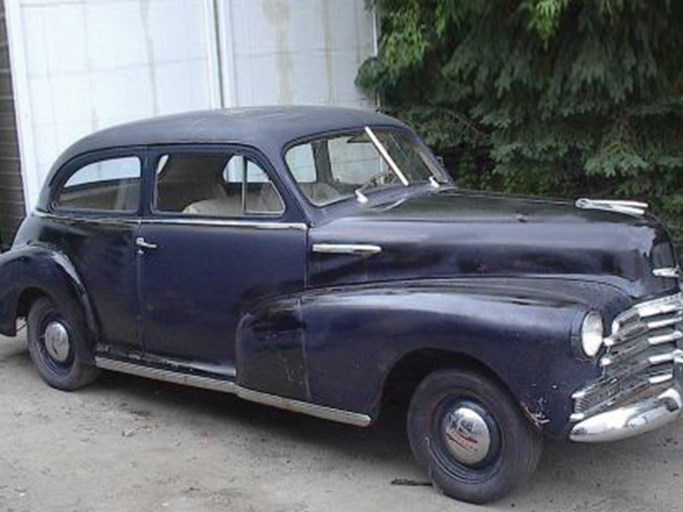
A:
[220,0,375,108]
[9,0,218,211]
[0,2,25,246]
[6,0,376,214]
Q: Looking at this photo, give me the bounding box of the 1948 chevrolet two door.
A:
[1,106,682,504]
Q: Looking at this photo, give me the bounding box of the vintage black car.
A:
[0,106,681,503]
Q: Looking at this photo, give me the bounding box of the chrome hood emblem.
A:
[576,198,649,216]
[653,267,680,279]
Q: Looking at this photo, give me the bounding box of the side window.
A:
[154,152,285,217]
[54,156,141,212]
[285,144,317,183]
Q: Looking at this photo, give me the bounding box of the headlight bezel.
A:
[580,310,605,358]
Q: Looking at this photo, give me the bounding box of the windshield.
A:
[285,128,445,207]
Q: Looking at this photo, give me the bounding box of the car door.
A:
[136,145,307,371]
[48,149,144,352]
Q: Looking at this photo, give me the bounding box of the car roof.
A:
[51,106,409,171]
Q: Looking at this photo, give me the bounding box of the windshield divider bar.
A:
[364,126,409,186]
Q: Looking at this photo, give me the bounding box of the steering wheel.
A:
[355,170,399,194]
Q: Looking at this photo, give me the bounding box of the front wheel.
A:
[407,369,542,504]
[27,296,100,390]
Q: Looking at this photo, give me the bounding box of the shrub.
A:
[358,0,683,241]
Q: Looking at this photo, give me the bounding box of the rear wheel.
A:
[27,297,99,390]
[407,369,542,504]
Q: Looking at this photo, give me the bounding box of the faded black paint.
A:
[0,107,679,440]
[309,187,678,299]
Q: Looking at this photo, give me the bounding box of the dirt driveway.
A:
[1,331,681,512]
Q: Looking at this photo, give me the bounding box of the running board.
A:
[94,357,371,427]
[95,357,236,393]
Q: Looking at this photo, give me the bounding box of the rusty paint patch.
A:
[522,398,551,429]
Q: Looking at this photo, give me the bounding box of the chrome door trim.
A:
[34,210,139,225]
[35,211,308,231]
[94,357,372,427]
[312,243,382,255]
[139,218,308,231]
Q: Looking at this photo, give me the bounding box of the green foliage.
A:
[358,0,683,242]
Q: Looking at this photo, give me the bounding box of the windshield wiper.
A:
[364,127,410,187]
[354,127,441,203]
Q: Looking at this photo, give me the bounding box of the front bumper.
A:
[570,387,682,442]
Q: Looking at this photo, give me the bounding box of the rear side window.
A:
[54,156,141,212]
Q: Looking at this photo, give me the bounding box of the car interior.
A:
[54,150,346,215]
[154,153,285,216]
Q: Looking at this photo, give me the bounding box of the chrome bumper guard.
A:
[570,291,683,442]
[570,386,682,442]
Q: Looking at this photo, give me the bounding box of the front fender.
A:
[298,279,629,439]
[0,244,98,353]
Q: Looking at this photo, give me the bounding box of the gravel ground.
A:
[1,331,682,512]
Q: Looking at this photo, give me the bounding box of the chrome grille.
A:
[571,292,683,421]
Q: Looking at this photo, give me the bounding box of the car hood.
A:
[308,188,678,298]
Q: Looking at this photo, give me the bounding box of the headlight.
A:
[581,311,604,357]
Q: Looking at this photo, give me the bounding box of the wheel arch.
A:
[378,348,535,426]
[16,286,50,319]
[0,245,99,350]
[381,348,510,402]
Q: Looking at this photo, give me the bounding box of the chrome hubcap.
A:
[441,405,492,465]
[44,321,70,363]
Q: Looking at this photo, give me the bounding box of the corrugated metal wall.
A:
[10,0,219,211]
[221,0,376,108]
[0,2,24,247]
[6,0,375,213]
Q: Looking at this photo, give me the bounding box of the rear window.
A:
[54,156,141,212]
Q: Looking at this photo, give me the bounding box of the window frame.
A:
[281,126,447,210]
[145,144,288,221]
[49,147,146,217]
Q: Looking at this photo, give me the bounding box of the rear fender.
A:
[0,244,98,360]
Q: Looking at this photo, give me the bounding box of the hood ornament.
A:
[653,267,680,279]
[575,198,649,216]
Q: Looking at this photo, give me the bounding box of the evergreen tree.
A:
[358,0,683,239]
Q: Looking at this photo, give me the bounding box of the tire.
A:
[407,369,542,504]
[27,296,100,391]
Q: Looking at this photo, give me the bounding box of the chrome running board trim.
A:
[94,357,372,427]
[237,387,371,427]
[95,357,236,393]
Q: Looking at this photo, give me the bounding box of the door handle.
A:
[135,237,158,251]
